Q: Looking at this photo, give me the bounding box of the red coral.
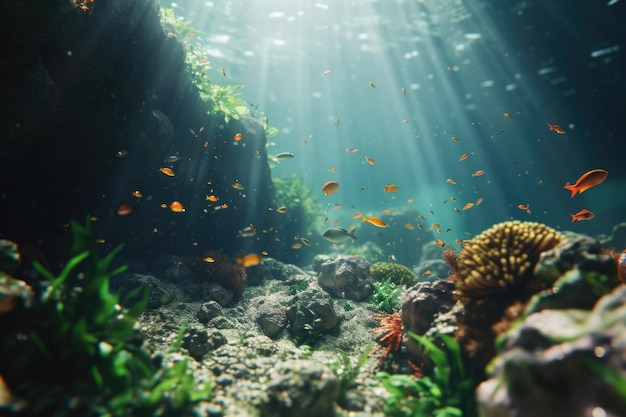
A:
[602,248,626,284]
[442,249,460,281]
[371,312,403,363]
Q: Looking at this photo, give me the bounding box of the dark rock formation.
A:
[318,256,373,301]
[1,0,275,268]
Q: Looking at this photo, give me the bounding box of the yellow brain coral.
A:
[455,220,564,302]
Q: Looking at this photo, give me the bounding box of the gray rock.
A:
[245,263,273,286]
[243,335,278,357]
[183,328,227,361]
[310,254,333,273]
[477,285,626,417]
[263,258,310,281]
[197,300,222,324]
[318,256,373,301]
[201,282,234,307]
[248,296,288,338]
[111,273,188,308]
[286,288,338,344]
[401,279,456,362]
[260,359,340,417]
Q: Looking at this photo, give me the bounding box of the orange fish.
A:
[234,132,243,141]
[436,239,445,247]
[459,153,468,161]
[518,204,531,214]
[206,195,219,202]
[564,169,608,197]
[571,209,594,222]
[446,178,457,184]
[291,243,302,249]
[322,180,340,195]
[132,190,143,198]
[404,223,414,230]
[432,223,440,228]
[169,201,185,212]
[116,203,133,216]
[382,209,392,215]
[504,112,512,118]
[360,216,389,228]
[237,253,261,268]
[548,123,565,134]
[365,156,375,165]
[475,197,483,206]
[232,183,245,191]
[352,212,363,219]
[462,202,474,211]
[204,257,215,263]
[383,183,399,192]
[472,170,485,177]
[159,167,175,177]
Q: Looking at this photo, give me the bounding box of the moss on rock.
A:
[370,262,416,286]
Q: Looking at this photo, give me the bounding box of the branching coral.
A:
[453,221,564,371]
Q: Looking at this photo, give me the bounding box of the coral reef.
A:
[453,221,564,371]
[371,312,404,363]
[370,261,416,286]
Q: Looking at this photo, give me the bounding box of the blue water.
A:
[154,0,625,264]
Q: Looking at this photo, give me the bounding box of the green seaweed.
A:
[329,346,371,404]
[377,332,476,417]
[369,278,403,314]
[0,219,211,416]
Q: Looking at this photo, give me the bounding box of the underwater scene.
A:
[2,0,626,416]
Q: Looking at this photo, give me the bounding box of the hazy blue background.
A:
[164,0,626,251]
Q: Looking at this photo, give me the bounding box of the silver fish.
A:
[237,225,256,238]
[272,152,295,162]
[164,155,180,163]
[322,226,357,243]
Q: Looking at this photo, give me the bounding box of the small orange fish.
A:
[234,132,243,141]
[475,197,483,206]
[518,204,531,214]
[169,201,185,212]
[204,257,215,263]
[232,183,245,191]
[291,243,302,249]
[382,209,392,215]
[564,169,608,197]
[322,180,340,195]
[446,178,457,184]
[116,203,134,216]
[277,207,288,213]
[504,112,512,118]
[132,190,143,198]
[423,270,432,276]
[548,123,565,134]
[206,195,219,202]
[436,239,445,247]
[459,153,469,161]
[462,202,474,211]
[328,167,337,172]
[352,212,363,219]
[365,156,375,165]
[472,170,485,177]
[571,209,594,222]
[237,253,261,268]
[159,167,175,177]
[404,223,414,230]
[361,216,389,228]
[432,223,441,228]
[383,183,399,192]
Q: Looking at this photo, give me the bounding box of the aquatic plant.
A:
[371,312,404,363]
[272,172,322,237]
[377,332,476,417]
[329,347,370,405]
[371,262,416,286]
[0,220,212,416]
[369,278,404,314]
